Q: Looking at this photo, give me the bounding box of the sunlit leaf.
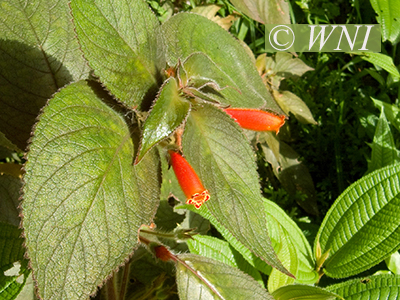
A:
[181,104,291,277]
[22,81,160,300]
[326,274,400,299]
[187,235,264,286]
[70,0,165,108]
[369,0,400,44]
[315,163,400,278]
[357,53,400,79]
[137,77,190,163]
[162,13,283,114]
[229,0,290,24]
[272,284,341,300]
[176,254,273,299]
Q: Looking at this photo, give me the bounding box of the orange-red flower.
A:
[168,150,210,209]
[224,108,286,133]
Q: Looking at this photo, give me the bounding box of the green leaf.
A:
[176,253,273,300]
[181,104,291,277]
[326,274,400,299]
[261,140,319,216]
[229,0,290,24]
[0,174,21,227]
[264,199,318,291]
[369,0,400,44]
[0,223,31,300]
[182,203,272,275]
[315,163,400,278]
[0,0,90,150]
[272,284,341,300]
[70,0,165,108]
[162,13,283,114]
[386,252,400,274]
[267,219,298,292]
[356,53,400,79]
[187,235,264,286]
[372,98,400,133]
[181,52,239,91]
[137,77,190,163]
[22,81,160,300]
[273,91,317,125]
[367,109,400,173]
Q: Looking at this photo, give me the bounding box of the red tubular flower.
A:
[224,108,286,134]
[154,245,174,262]
[168,150,210,209]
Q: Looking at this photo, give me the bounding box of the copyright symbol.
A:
[268,25,295,51]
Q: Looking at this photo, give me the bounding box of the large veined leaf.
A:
[0,0,90,150]
[176,254,273,300]
[272,284,341,300]
[162,13,283,114]
[326,274,400,299]
[187,235,264,286]
[369,0,400,44]
[22,81,160,300]
[137,77,190,163]
[315,163,400,278]
[367,109,400,173]
[0,223,31,300]
[357,53,400,79]
[181,104,290,277]
[70,0,165,108]
[229,0,290,24]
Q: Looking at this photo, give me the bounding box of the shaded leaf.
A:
[369,0,400,44]
[272,284,341,300]
[22,81,160,300]
[367,109,400,173]
[326,274,400,299]
[176,253,273,299]
[0,0,90,149]
[315,163,400,278]
[229,0,290,24]
[372,98,400,132]
[0,174,21,227]
[0,223,31,300]
[273,90,317,125]
[137,77,190,163]
[70,0,165,108]
[187,235,264,286]
[262,139,319,216]
[162,13,283,114]
[181,104,291,277]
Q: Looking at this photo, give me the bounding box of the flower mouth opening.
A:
[186,190,210,209]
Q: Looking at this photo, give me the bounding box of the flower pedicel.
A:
[224,108,286,134]
[168,150,210,209]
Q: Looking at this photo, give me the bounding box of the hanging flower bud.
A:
[168,150,210,209]
[154,245,175,262]
[224,108,286,134]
